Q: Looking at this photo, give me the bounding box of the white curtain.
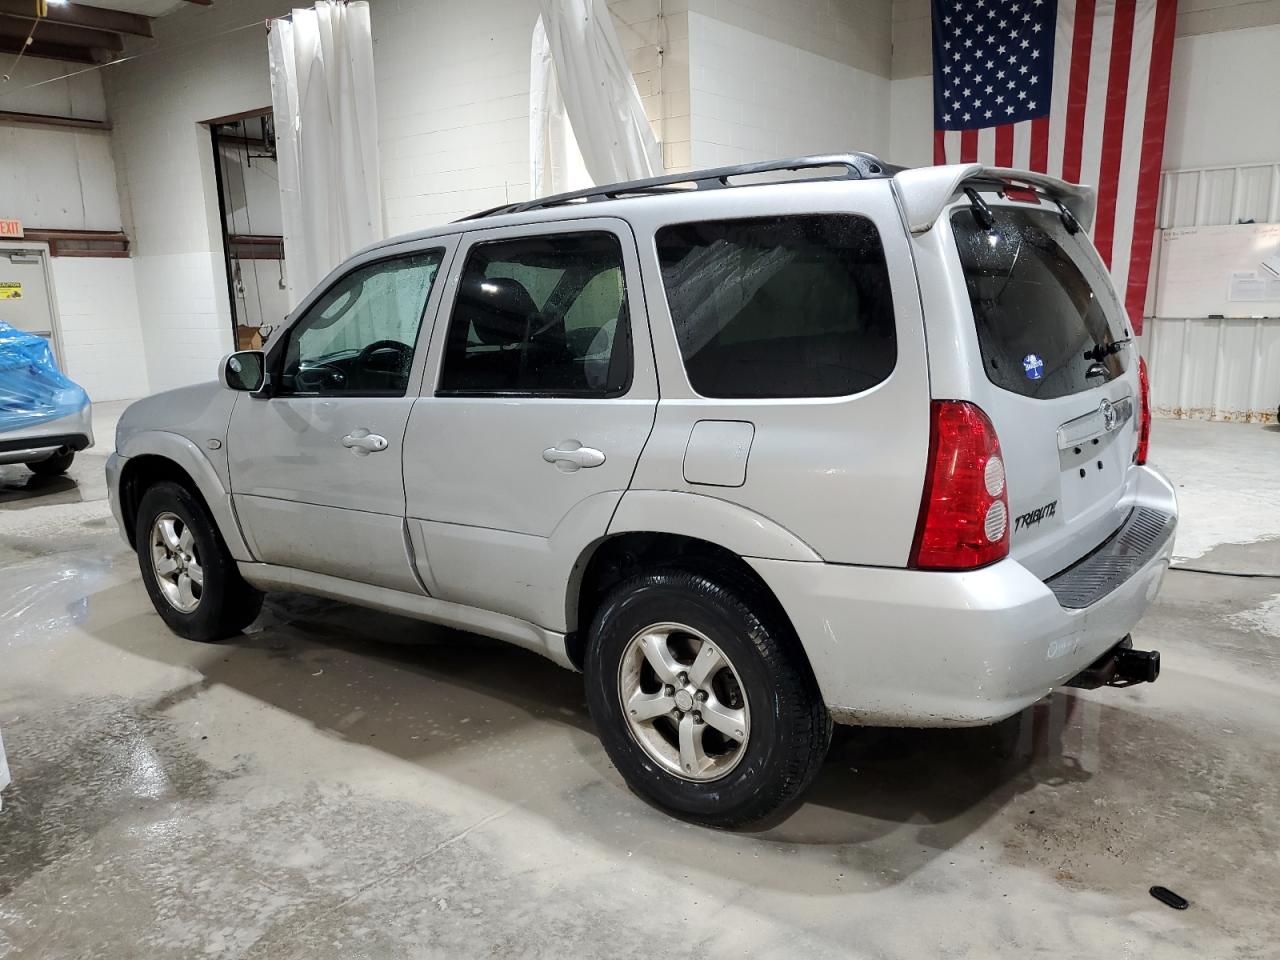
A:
[530,0,661,198]
[269,1,383,309]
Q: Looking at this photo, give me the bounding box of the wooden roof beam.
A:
[0,15,123,52]
[0,36,98,63]
[0,0,152,39]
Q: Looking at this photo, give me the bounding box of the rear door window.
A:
[951,205,1129,400]
[655,215,896,398]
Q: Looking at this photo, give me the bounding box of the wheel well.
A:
[566,532,803,673]
[117,455,209,548]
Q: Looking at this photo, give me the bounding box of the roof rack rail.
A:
[460,152,896,221]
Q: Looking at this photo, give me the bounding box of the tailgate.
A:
[947,188,1141,579]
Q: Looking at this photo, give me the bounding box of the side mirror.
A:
[221,350,266,393]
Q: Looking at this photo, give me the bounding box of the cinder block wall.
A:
[0,58,148,401]
[686,0,894,169]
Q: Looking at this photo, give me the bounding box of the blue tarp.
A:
[0,320,90,434]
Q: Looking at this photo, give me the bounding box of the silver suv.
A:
[107,155,1176,826]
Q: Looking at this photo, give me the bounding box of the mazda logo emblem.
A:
[1101,399,1117,432]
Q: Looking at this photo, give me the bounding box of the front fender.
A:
[608,490,822,562]
[117,430,253,561]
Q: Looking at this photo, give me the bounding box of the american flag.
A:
[932,0,1176,333]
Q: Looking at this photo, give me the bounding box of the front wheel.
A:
[584,568,831,828]
[135,481,263,641]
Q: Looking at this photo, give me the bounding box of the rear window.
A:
[655,215,896,398]
[952,205,1129,400]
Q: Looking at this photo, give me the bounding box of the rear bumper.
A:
[750,464,1177,727]
[0,405,93,465]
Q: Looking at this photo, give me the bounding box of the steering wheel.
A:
[357,339,412,372]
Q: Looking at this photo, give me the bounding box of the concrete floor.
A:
[1,407,1278,959]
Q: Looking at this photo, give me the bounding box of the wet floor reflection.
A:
[86,587,1119,859]
[5,540,1280,958]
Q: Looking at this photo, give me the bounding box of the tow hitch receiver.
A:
[1065,636,1161,690]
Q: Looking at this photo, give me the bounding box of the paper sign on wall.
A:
[1228,271,1280,303]
[0,282,22,300]
[0,220,22,239]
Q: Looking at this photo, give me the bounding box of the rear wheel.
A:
[135,481,263,641]
[585,567,830,827]
[26,448,75,476]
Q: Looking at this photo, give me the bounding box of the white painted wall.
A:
[50,258,150,402]
[0,57,148,402]
[615,0,692,173]
[99,0,688,391]
[103,0,289,393]
[686,0,892,168]
[376,0,687,232]
[1163,24,1280,170]
[688,11,891,168]
[0,127,123,230]
[888,75,932,167]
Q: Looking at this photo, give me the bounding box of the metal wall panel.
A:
[1148,163,1280,421]
[1158,163,1280,228]
[1143,318,1280,422]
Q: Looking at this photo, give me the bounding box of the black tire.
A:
[26,448,75,476]
[134,480,263,641]
[584,567,831,828]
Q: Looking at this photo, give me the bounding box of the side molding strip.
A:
[237,562,575,671]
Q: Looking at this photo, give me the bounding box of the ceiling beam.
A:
[0,0,152,39]
[0,15,123,52]
[0,35,101,64]
[0,108,111,131]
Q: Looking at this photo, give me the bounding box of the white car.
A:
[106,155,1175,826]
[0,321,93,476]
[0,407,93,475]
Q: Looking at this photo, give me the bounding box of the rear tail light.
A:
[910,401,1010,571]
[1136,356,1152,465]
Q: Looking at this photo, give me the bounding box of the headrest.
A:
[456,276,539,345]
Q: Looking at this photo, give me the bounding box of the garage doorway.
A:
[0,242,64,365]
[209,109,289,352]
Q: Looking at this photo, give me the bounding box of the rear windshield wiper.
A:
[964,187,996,229]
[1083,337,1131,362]
[970,184,1079,235]
[1051,196,1081,234]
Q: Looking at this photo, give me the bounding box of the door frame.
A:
[0,239,66,366]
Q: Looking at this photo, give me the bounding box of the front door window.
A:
[279,251,444,397]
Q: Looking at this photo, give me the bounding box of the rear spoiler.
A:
[892,164,1097,235]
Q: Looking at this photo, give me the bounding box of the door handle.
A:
[342,429,389,456]
[542,440,606,472]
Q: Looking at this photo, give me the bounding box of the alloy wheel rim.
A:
[149,512,203,614]
[617,622,750,782]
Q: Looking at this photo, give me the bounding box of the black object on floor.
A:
[1150,886,1189,910]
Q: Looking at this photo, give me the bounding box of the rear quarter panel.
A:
[621,180,931,566]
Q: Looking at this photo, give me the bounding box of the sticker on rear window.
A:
[1023,353,1045,380]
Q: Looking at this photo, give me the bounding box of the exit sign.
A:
[0,219,22,239]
